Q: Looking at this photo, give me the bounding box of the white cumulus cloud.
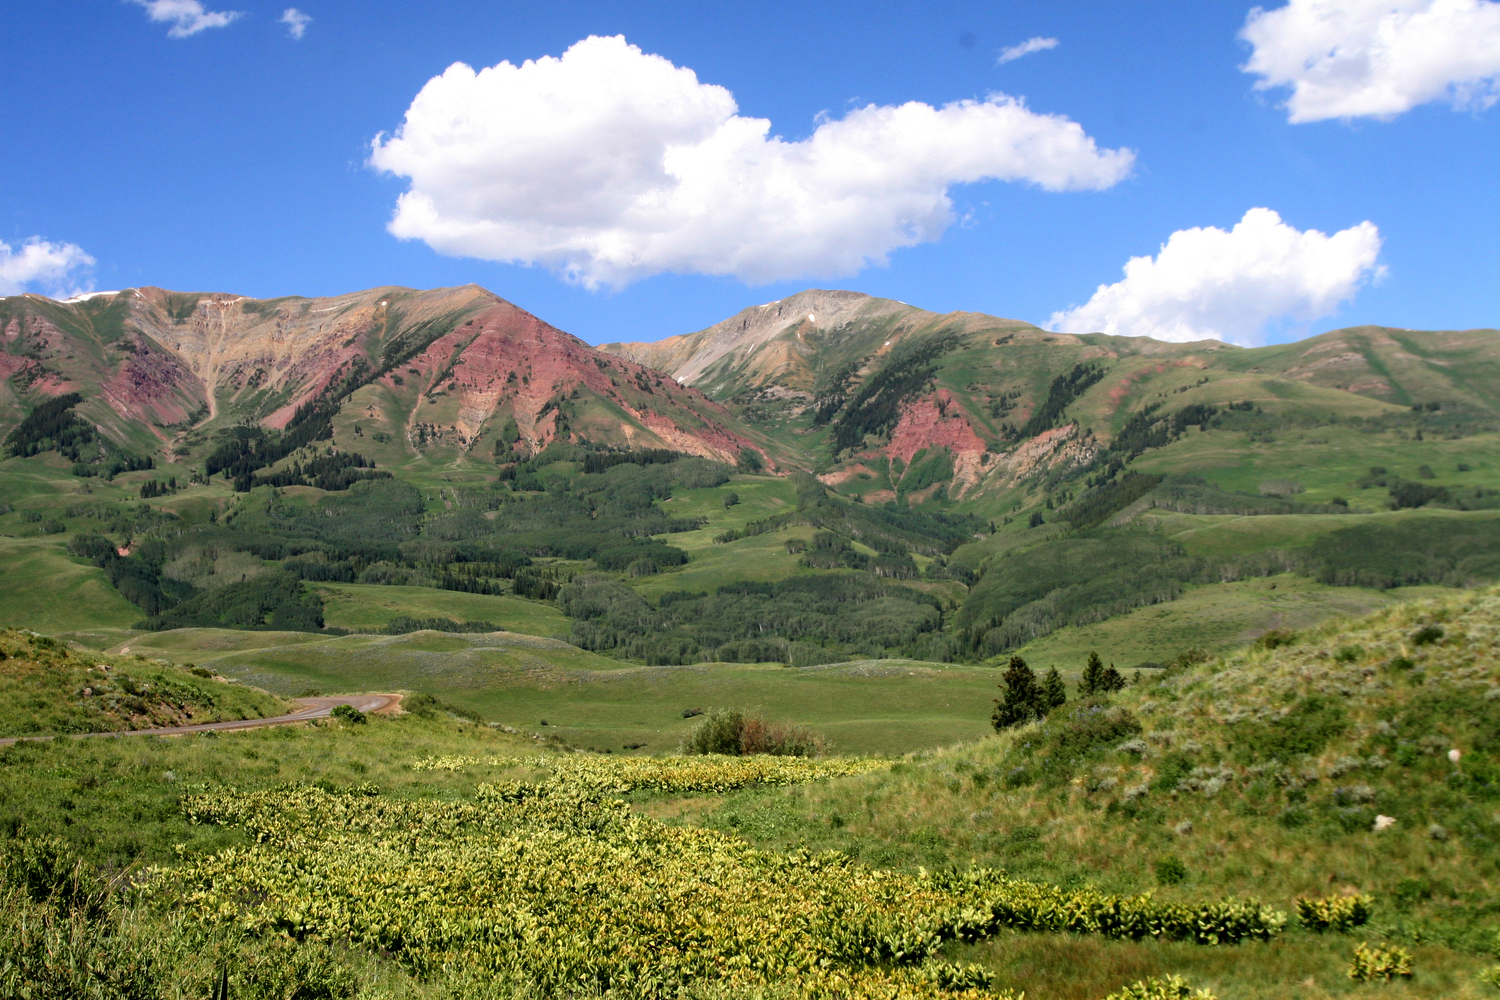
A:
[1242,0,1500,122]
[0,237,97,299]
[280,8,311,39]
[132,0,243,38]
[369,34,1134,288]
[1047,208,1383,345]
[997,36,1059,65]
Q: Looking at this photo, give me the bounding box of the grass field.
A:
[312,582,569,636]
[5,586,1500,999]
[86,627,998,755]
[1010,574,1452,673]
[1155,506,1500,557]
[0,537,141,632]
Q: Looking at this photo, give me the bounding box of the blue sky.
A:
[2,1,1497,347]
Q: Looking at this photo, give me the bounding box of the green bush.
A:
[1155,855,1187,886]
[1232,696,1347,764]
[1103,974,1217,1000]
[1348,942,1413,982]
[1296,894,1374,932]
[677,709,825,756]
[329,704,366,725]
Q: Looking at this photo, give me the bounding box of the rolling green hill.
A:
[0,626,291,738]
[2,283,1499,759]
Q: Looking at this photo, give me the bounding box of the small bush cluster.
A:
[329,704,366,725]
[677,708,828,756]
[1348,942,1414,982]
[1296,894,1374,932]
[1103,975,1217,1000]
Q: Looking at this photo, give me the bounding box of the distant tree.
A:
[1028,510,1045,528]
[1080,651,1126,696]
[1080,652,1105,696]
[736,448,764,473]
[1041,667,1067,710]
[722,492,740,508]
[992,656,1043,730]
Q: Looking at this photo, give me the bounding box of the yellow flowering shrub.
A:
[154,760,1285,999]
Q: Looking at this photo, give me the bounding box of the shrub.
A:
[1412,624,1444,646]
[402,693,484,723]
[1104,975,1217,1000]
[1155,855,1187,886]
[1253,628,1297,650]
[329,704,366,725]
[1006,703,1143,788]
[1232,696,1347,764]
[1348,942,1413,982]
[1297,894,1374,932]
[722,492,740,508]
[1,835,101,914]
[677,708,825,756]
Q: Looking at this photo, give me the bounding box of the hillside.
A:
[0,286,771,476]
[4,587,1500,999]
[2,282,1499,706]
[0,626,290,738]
[604,291,1500,508]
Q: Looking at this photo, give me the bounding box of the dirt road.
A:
[0,693,402,747]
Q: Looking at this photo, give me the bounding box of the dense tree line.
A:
[580,448,682,474]
[136,571,324,632]
[1014,363,1106,441]
[68,533,194,616]
[716,475,981,559]
[1308,518,1500,589]
[246,451,390,492]
[6,392,153,477]
[561,572,949,666]
[5,393,93,459]
[957,533,1228,656]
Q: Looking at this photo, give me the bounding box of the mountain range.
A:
[5,284,1498,500]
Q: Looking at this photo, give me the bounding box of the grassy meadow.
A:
[312,582,569,635]
[1011,574,1449,672]
[79,627,999,755]
[6,588,1500,998]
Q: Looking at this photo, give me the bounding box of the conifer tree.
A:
[1080,651,1105,696]
[1081,651,1126,697]
[1041,666,1067,710]
[1100,661,1126,692]
[992,656,1042,730]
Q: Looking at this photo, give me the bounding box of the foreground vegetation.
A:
[1,586,1498,997]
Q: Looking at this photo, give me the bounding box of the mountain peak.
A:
[0,283,769,469]
[599,289,926,390]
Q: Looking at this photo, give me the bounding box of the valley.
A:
[2,283,1499,998]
